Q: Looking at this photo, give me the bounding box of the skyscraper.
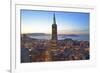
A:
[44,14,58,61]
[52,14,58,41]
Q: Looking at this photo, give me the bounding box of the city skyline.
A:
[21,9,90,35]
[21,10,90,62]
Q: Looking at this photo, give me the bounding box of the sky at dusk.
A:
[21,9,90,35]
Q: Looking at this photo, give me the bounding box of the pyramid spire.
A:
[52,13,58,41]
[53,13,56,24]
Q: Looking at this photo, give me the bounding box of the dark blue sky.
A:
[21,9,89,35]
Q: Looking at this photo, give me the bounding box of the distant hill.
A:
[26,33,47,36]
[22,33,80,37]
[65,34,79,37]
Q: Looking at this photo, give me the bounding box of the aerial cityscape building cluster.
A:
[21,14,89,63]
